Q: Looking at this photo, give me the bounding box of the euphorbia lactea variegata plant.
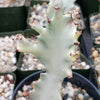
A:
[16,0,82,100]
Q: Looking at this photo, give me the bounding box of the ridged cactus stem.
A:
[16,0,81,100]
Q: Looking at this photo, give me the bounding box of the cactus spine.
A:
[16,0,82,100]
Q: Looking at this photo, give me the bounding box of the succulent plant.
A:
[16,0,82,100]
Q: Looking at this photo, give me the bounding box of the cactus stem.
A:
[54,4,60,10]
[32,34,37,39]
[17,0,80,100]
[74,42,79,45]
[74,22,79,25]
[47,17,51,23]
[34,36,37,39]
[31,24,45,35]
[12,38,14,40]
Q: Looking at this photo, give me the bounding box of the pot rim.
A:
[11,71,100,100]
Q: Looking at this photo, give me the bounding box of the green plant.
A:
[16,0,82,100]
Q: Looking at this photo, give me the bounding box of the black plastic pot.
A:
[17,52,42,82]
[75,0,99,19]
[89,12,100,45]
[27,0,49,29]
[0,6,27,32]
[72,53,91,78]
[82,0,99,17]
[12,71,100,100]
[92,45,100,91]
[0,31,24,70]
[0,31,24,86]
[63,72,100,100]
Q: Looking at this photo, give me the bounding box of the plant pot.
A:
[27,0,49,29]
[11,71,100,100]
[11,70,44,100]
[89,12,100,45]
[17,51,43,82]
[0,6,27,32]
[72,53,91,78]
[0,72,16,100]
[0,31,24,87]
[81,0,99,18]
[92,45,100,91]
[63,71,100,100]
[0,31,24,73]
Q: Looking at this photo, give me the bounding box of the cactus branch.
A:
[17,35,40,57]
[30,24,45,35]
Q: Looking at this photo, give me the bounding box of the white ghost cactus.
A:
[16,0,82,100]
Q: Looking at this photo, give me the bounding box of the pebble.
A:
[0,35,17,72]
[17,90,23,96]
[67,82,72,87]
[84,93,90,98]
[81,62,86,67]
[92,50,99,58]
[16,97,27,100]
[85,65,90,69]
[94,36,100,44]
[7,74,14,80]
[88,97,94,100]
[0,74,15,100]
[0,96,5,100]
[67,97,72,100]
[98,76,100,84]
[68,91,74,97]
[78,93,84,99]
[22,91,29,97]
[5,91,13,98]
[1,82,8,88]
[23,85,28,91]
[0,88,3,93]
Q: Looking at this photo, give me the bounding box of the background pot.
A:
[63,72,100,100]
[92,45,100,91]
[27,0,49,29]
[0,6,27,32]
[72,53,91,78]
[0,31,24,86]
[12,71,100,100]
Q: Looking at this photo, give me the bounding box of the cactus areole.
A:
[16,0,82,100]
